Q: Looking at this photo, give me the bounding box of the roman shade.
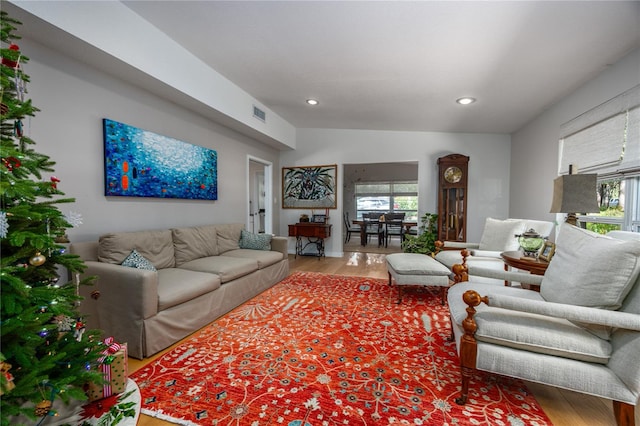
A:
[559,84,640,178]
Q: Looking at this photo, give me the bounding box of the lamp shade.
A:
[549,174,599,214]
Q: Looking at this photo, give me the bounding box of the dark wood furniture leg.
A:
[613,400,635,426]
[455,290,488,405]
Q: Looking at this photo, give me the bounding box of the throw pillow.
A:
[239,230,272,251]
[540,225,640,310]
[121,249,157,272]
[478,218,523,251]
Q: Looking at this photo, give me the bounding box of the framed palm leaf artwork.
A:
[282,164,337,209]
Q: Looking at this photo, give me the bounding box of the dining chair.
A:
[363,212,384,247]
[343,212,361,243]
[383,212,406,248]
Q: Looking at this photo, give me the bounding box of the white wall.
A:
[8,0,296,150]
[20,37,283,242]
[281,128,511,256]
[511,48,640,225]
[23,17,636,252]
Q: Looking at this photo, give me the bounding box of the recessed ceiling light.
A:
[306,99,319,106]
[456,97,476,105]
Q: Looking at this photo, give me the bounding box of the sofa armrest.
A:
[465,265,544,285]
[80,261,159,322]
[468,249,502,258]
[488,294,640,331]
[444,241,480,250]
[271,236,288,257]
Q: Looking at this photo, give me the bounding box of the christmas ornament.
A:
[34,399,52,417]
[0,361,15,396]
[0,211,8,238]
[54,314,75,332]
[29,251,46,266]
[50,176,60,189]
[64,210,84,228]
[2,156,21,171]
[73,319,86,342]
[1,43,20,68]
[14,119,23,137]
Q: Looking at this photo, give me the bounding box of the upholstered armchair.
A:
[435,217,555,285]
[447,226,640,426]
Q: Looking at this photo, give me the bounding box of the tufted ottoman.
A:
[386,253,452,304]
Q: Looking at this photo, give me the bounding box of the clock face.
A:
[444,166,463,183]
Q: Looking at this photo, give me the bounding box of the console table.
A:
[288,223,332,258]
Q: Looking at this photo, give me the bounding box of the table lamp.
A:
[549,172,599,226]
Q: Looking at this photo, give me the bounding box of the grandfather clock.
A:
[437,154,469,242]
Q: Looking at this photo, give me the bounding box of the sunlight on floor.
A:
[345,252,387,266]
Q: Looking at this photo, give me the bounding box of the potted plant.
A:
[402,213,438,256]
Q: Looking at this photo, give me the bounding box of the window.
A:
[559,85,640,233]
[581,176,639,233]
[355,181,418,220]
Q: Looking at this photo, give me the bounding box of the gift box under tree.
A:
[86,338,128,402]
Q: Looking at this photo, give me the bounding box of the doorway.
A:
[343,162,419,253]
[247,157,273,234]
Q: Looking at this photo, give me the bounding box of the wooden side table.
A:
[500,250,550,291]
[288,223,332,258]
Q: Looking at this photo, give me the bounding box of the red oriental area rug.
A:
[131,272,551,425]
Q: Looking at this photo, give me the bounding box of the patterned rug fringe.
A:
[140,408,200,426]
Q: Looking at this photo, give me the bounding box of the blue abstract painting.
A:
[103,119,218,200]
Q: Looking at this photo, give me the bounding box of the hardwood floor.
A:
[130,252,634,426]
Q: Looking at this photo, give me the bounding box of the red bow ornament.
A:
[98,337,121,364]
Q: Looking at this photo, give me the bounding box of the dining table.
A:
[352,218,418,246]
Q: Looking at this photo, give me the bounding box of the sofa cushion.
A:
[172,225,219,266]
[474,309,612,364]
[447,281,611,364]
[217,223,244,254]
[434,250,465,269]
[157,268,221,311]
[541,225,640,310]
[121,249,157,272]
[386,253,451,276]
[178,255,258,283]
[222,249,284,269]
[98,229,175,269]
[478,218,523,251]
[435,249,503,270]
[239,230,272,250]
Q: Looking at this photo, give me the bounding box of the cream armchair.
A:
[448,226,640,426]
[435,217,554,285]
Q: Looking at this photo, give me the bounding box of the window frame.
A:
[354,181,418,220]
[580,176,639,232]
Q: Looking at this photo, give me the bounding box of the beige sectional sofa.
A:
[70,223,289,359]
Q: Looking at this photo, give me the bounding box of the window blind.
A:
[620,106,640,177]
[559,85,640,177]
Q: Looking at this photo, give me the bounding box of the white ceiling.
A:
[120,1,640,134]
